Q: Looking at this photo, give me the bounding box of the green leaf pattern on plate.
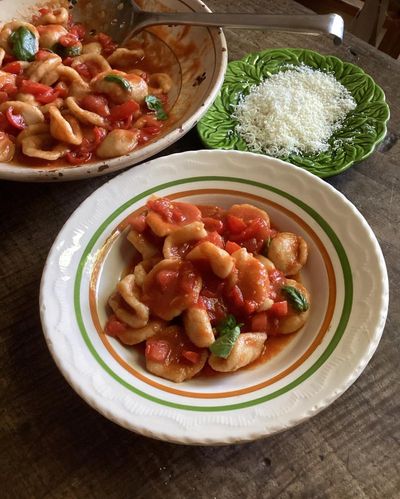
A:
[197,48,390,178]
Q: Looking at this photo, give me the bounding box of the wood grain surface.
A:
[1,0,399,498]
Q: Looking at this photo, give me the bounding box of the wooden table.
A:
[1,1,399,497]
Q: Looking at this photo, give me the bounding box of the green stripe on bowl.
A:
[74,176,353,412]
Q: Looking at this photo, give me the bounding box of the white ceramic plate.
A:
[40,150,389,444]
[0,0,227,181]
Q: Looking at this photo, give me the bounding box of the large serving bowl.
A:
[40,150,388,445]
[0,0,227,181]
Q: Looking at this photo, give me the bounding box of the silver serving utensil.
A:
[101,1,344,45]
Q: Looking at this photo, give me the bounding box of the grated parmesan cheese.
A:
[233,65,356,157]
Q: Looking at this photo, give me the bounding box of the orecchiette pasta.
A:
[107,48,144,68]
[49,107,83,145]
[96,129,139,158]
[25,53,62,85]
[267,232,308,276]
[91,70,148,104]
[208,333,267,372]
[186,242,234,279]
[105,197,311,383]
[22,132,69,160]
[0,101,44,124]
[0,7,172,165]
[36,7,69,26]
[163,221,207,258]
[127,229,161,260]
[65,96,105,126]
[183,307,215,348]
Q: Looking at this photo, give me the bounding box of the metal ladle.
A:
[102,1,344,45]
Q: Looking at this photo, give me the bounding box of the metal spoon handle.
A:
[129,12,344,44]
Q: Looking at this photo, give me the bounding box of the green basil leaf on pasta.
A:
[209,315,242,359]
[9,27,38,61]
[145,95,168,120]
[104,74,132,91]
[281,285,309,312]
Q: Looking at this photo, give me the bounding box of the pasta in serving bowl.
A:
[0,0,227,181]
[104,196,311,383]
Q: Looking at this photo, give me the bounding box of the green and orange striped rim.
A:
[74,176,353,412]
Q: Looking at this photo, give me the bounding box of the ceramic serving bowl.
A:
[0,0,227,181]
[40,150,389,444]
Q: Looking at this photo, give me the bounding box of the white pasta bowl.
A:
[0,0,227,181]
[40,149,389,445]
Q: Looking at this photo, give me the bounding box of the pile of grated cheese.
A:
[233,65,356,157]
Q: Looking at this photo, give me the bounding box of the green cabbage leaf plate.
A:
[197,48,390,178]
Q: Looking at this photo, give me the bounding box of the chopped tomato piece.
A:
[225,240,241,254]
[147,197,201,225]
[2,62,22,75]
[226,214,247,233]
[251,312,268,332]
[65,151,92,165]
[109,100,140,121]
[76,128,106,155]
[54,82,69,98]
[202,217,224,233]
[35,49,53,61]
[59,33,79,47]
[39,7,50,14]
[229,217,269,242]
[1,83,17,97]
[137,125,162,144]
[93,126,107,145]
[69,23,86,40]
[106,315,128,336]
[19,80,59,103]
[269,301,288,316]
[182,350,200,364]
[145,339,170,362]
[81,95,110,117]
[97,32,118,55]
[198,231,224,248]
[6,107,26,130]
[62,56,74,66]
[36,91,60,104]
[20,80,51,95]
[74,63,91,80]
[242,237,262,254]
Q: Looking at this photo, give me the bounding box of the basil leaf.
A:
[145,95,168,120]
[281,285,309,312]
[209,314,243,359]
[104,74,132,91]
[217,314,237,335]
[9,27,38,61]
[53,43,81,58]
